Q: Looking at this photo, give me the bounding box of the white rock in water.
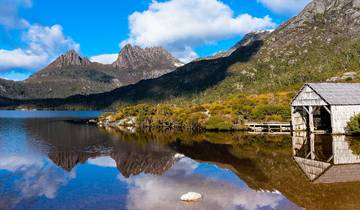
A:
[180,192,202,202]
[174,153,185,159]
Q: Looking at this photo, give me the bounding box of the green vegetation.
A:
[349,138,360,156]
[101,92,292,131]
[347,114,360,134]
[205,115,233,131]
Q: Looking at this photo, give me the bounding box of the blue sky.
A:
[0,0,311,81]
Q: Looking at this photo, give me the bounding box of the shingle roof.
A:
[307,83,360,105]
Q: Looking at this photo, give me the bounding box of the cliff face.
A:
[111,44,182,82]
[113,44,182,70]
[48,49,91,68]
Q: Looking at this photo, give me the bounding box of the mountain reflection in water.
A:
[1,113,360,210]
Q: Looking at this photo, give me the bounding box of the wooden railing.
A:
[245,122,291,134]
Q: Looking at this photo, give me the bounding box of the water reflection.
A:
[3,113,360,210]
[293,132,360,183]
[0,115,299,210]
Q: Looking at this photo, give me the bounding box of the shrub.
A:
[205,115,233,131]
[348,114,360,134]
[349,138,360,156]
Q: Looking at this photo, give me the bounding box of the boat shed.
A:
[291,83,360,134]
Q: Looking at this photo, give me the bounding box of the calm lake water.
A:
[1,111,360,210]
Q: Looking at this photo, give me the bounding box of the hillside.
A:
[0,46,180,99]
[60,0,360,103]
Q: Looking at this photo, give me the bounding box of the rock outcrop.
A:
[112,44,182,70]
[49,49,91,68]
[291,0,360,28]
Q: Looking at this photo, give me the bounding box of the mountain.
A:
[0,45,181,99]
[2,0,360,110]
[26,49,92,82]
[113,44,183,70]
[0,37,264,109]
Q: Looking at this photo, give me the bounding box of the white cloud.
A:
[90,53,118,64]
[0,49,48,71]
[0,1,79,80]
[122,0,276,62]
[23,24,80,56]
[0,24,80,76]
[0,154,75,207]
[0,0,32,29]
[88,156,117,167]
[258,0,311,15]
[174,46,198,63]
[0,155,42,172]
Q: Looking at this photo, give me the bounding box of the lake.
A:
[0,111,360,210]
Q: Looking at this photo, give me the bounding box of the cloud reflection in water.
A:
[0,154,76,207]
[122,157,284,210]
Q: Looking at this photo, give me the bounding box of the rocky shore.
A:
[97,115,138,133]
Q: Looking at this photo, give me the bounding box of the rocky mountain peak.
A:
[112,44,181,69]
[48,49,91,68]
[304,0,360,13]
[287,0,360,29]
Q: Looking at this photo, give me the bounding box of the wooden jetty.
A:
[245,122,291,134]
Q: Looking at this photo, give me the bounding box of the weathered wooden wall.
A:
[331,105,360,134]
[291,107,307,131]
[292,86,327,106]
[333,135,360,164]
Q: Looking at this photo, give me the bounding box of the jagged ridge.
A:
[112,44,182,69]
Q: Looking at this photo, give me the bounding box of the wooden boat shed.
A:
[291,83,360,134]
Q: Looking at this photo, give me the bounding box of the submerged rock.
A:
[180,192,202,202]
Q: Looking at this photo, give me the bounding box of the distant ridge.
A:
[0,45,180,99]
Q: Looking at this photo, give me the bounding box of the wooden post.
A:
[310,133,315,160]
[291,107,296,132]
[309,106,314,133]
